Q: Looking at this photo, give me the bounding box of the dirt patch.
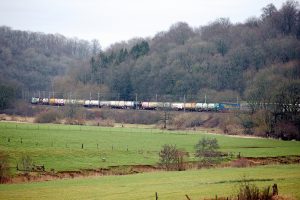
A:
[6,165,161,184]
[230,156,300,168]
[4,156,300,184]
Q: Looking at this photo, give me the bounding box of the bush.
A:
[62,105,86,120]
[195,137,220,157]
[159,144,188,171]
[3,100,40,117]
[252,110,273,137]
[35,110,62,123]
[237,179,273,200]
[274,121,300,140]
[195,137,225,167]
[19,154,34,172]
[0,151,11,183]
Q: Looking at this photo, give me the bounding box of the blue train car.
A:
[219,103,240,111]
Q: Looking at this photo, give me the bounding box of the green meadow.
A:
[0,164,299,200]
[0,122,300,172]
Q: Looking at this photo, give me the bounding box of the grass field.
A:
[0,164,299,200]
[1,122,300,172]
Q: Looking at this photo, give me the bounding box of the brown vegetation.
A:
[34,110,62,123]
[0,151,11,183]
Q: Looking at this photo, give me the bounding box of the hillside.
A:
[85,1,300,102]
[0,1,299,102]
[0,26,99,92]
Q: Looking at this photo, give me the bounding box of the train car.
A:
[171,102,184,110]
[219,103,240,111]
[42,98,49,105]
[195,103,220,111]
[240,102,251,112]
[49,98,55,105]
[49,98,65,106]
[110,101,123,109]
[75,99,85,106]
[184,103,196,111]
[142,102,158,110]
[124,101,135,109]
[65,99,77,105]
[207,103,220,111]
[31,97,40,104]
[195,103,207,111]
[133,101,142,109]
[161,102,171,109]
[84,100,99,107]
[109,101,117,108]
[100,101,111,107]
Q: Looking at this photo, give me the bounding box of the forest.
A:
[0,1,299,139]
[0,1,299,101]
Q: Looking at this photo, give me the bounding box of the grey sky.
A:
[0,0,287,48]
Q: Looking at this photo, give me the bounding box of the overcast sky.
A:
[0,0,288,48]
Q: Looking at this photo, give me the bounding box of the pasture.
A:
[1,122,300,172]
[0,164,299,200]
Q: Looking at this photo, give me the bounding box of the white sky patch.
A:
[0,0,288,48]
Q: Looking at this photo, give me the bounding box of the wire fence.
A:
[0,122,196,151]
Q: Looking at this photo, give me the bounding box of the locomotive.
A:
[31,97,241,112]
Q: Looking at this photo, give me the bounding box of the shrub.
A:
[237,179,273,200]
[252,110,273,137]
[195,137,225,167]
[62,105,86,120]
[0,151,11,183]
[195,137,220,157]
[239,114,256,135]
[19,154,34,172]
[35,110,62,123]
[159,144,188,171]
[274,121,300,140]
[4,100,39,117]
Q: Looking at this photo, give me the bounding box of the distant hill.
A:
[87,1,300,102]
[0,26,96,91]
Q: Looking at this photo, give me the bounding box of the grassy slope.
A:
[0,164,299,200]
[1,122,300,171]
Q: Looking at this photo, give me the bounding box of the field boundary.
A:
[4,156,300,184]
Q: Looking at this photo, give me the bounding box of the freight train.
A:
[31,97,242,112]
